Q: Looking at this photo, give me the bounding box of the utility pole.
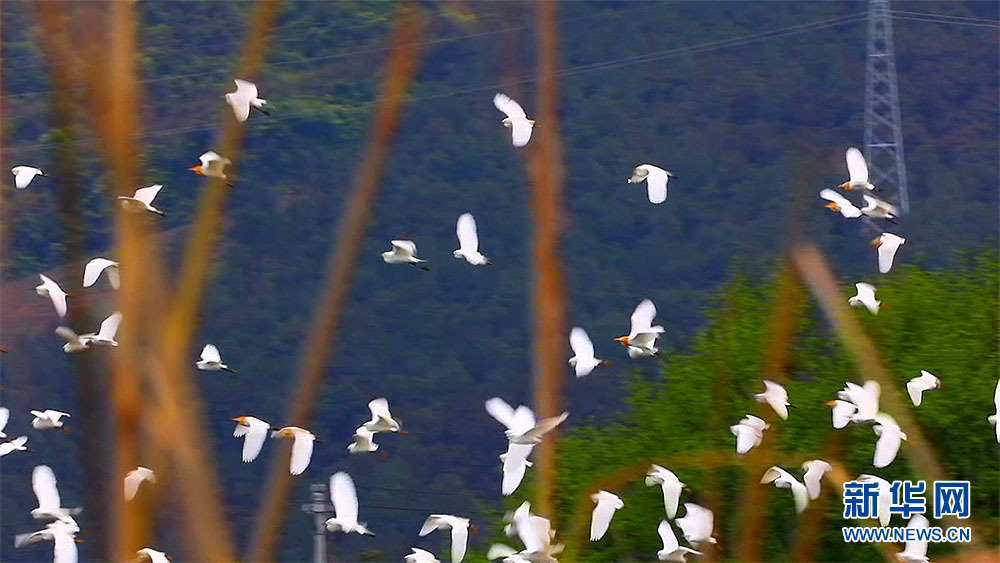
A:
[864,0,909,214]
[301,483,334,563]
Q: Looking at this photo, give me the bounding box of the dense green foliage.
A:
[1,1,997,561]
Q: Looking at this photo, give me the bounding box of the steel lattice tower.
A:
[864,0,909,214]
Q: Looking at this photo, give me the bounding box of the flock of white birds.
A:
[4,74,999,563]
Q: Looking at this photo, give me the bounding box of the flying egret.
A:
[454,213,491,265]
[419,514,471,563]
[55,312,122,353]
[493,93,534,147]
[36,274,68,319]
[506,501,562,562]
[801,459,832,500]
[232,416,270,462]
[197,344,237,373]
[856,474,893,526]
[506,411,567,445]
[405,548,440,563]
[731,414,768,454]
[895,514,930,563]
[872,413,906,468]
[589,490,624,541]
[137,548,172,563]
[906,370,940,407]
[382,240,429,270]
[188,151,233,185]
[0,407,8,438]
[760,466,809,514]
[11,166,48,189]
[824,399,856,429]
[124,467,155,500]
[225,79,268,122]
[13,518,79,563]
[819,189,862,218]
[30,410,70,431]
[645,464,685,519]
[989,379,1000,443]
[348,425,379,454]
[118,185,166,216]
[31,465,82,522]
[325,472,375,536]
[363,397,401,433]
[849,282,880,314]
[754,379,791,420]
[485,398,537,496]
[615,298,665,358]
[628,164,675,204]
[860,194,899,223]
[83,258,120,289]
[0,435,31,456]
[568,327,608,377]
[870,233,905,273]
[837,380,880,423]
[838,147,876,191]
[271,426,316,475]
[675,503,717,547]
[657,519,701,562]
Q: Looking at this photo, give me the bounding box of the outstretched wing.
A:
[98,312,123,340]
[510,121,533,147]
[391,240,417,257]
[485,398,516,430]
[629,299,657,336]
[493,93,526,119]
[456,213,479,254]
[289,433,314,475]
[33,465,62,511]
[242,419,269,462]
[569,327,594,361]
[132,185,163,206]
[644,166,669,204]
[331,472,359,524]
[201,344,222,363]
[83,258,117,288]
[450,521,469,563]
[846,147,868,183]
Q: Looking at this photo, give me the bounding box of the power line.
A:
[358,485,487,498]
[890,13,1000,29]
[3,12,868,155]
[890,10,1000,25]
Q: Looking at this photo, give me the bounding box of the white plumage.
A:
[856,474,893,526]
[674,503,717,547]
[860,194,899,222]
[657,519,701,562]
[837,380,881,423]
[0,407,8,438]
[819,188,862,218]
[31,465,81,521]
[225,79,267,122]
[493,93,534,147]
[760,466,809,514]
[730,414,768,455]
[906,370,940,406]
[839,147,876,191]
[232,416,270,462]
[753,379,791,420]
[363,397,401,433]
[36,274,68,319]
[382,240,428,268]
[989,379,1000,443]
[405,547,440,563]
[419,514,471,563]
[628,164,675,204]
[872,413,907,468]
[118,184,166,216]
[30,410,70,431]
[271,426,316,475]
[645,464,685,519]
[11,166,47,189]
[83,258,120,289]
[871,233,905,273]
[325,472,374,536]
[616,298,665,357]
[568,327,606,377]
[589,490,624,541]
[801,459,832,500]
[197,344,236,372]
[55,311,122,353]
[0,435,30,457]
[137,548,171,563]
[849,282,880,314]
[453,213,491,265]
[124,466,155,501]
[896,514,930,563]
[348,425,379,454]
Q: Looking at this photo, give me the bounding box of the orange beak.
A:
[838,181,850,189]
[614,336,629,347]
[869,237,883,249]
[188,165,202,174]
[824,400,837,406]
[824,202,839,212]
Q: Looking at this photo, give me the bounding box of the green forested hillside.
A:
[1,1,997,562]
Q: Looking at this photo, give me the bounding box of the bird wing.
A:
[39,275,68,318]
[289,432,314,475]
[510,406,536,435]
[493,93,527,119]
[234,79,258,99]
[501,450,530,496]
[485,397,517,430]
[132,185,163,206]
[200,151,221,169]
[13,166,37,189]
[124,471,144,500]
[569,327,595,362]
[201,344,222,363]
[456,213,479,253]
[521,412,568,442]
[855,282,876,303]
[658,519,679,553]
[391,240,417,257]
[368,398,392,422]
[450,520,469,563]
[877,234,903,273]
[846,147,868,183]
[419,515,445,537]
[629,299,657,336]
[83,258,116,288]
[660,479,682,520]
[0,407,8,433]
[731,424,756,454]
[98,312,123,340]
[802,461,831,500]
[52,531,79,563]
[902,514,929,558]
[873,423,902,468]
[644,166,669,204]
[510,120,533,148]
[331,472,359,524]
[33,465,62,511]
[242,419,269,462]
[589,494,619,540]
[906,378,925,406]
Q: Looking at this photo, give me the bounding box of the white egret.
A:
[628,164,675,204]
[895,514,930,563]
[14,518,79,563]
[837,381,880,423]
[589,490,624,541]
[906,370,940,407]
[118,185,166,216]
[0,406,9,438]
[872,413,906,468]
[11,166,47,189]
[36,274,68,319]
[382,240,429,270]
[419,514,471,563]
[856,474,893,526]
[657,519,701,562]
[731,414,768,455]
[31,466,82,522]
[989,379,1000,443]
[225,79,268,122]
[31,410,70,431]
[645,464,685,519]
[232,416,270,462]
[760,466,809,514]
[188,151,233,185]
[0,435,31,456]
[348,425,379,454]
[568,327,608,377]
[870,233,905,273]
[825,399,857,429]
[124,467,155,501]
[406,548,440,563]
[485,398,536,495]
[754,379,791,420]
[849,282,880,314]
[453,213,491,265]
[493,93,534,147]
[324,472,374,536]
[137,548,171,563]
[820,189,862,218]
[838,147,876,191]
[271,426,316,475]
[675,503,717,547]
[363,397,401,433]
[801,459,832,500]
[197,344,237,373]
[615,298,665,358]
[83,258,120,289]
[860,194,899,223]
[55,312,121,353]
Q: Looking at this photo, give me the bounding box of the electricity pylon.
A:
[301,483,334,563]
[864,0,909,214]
